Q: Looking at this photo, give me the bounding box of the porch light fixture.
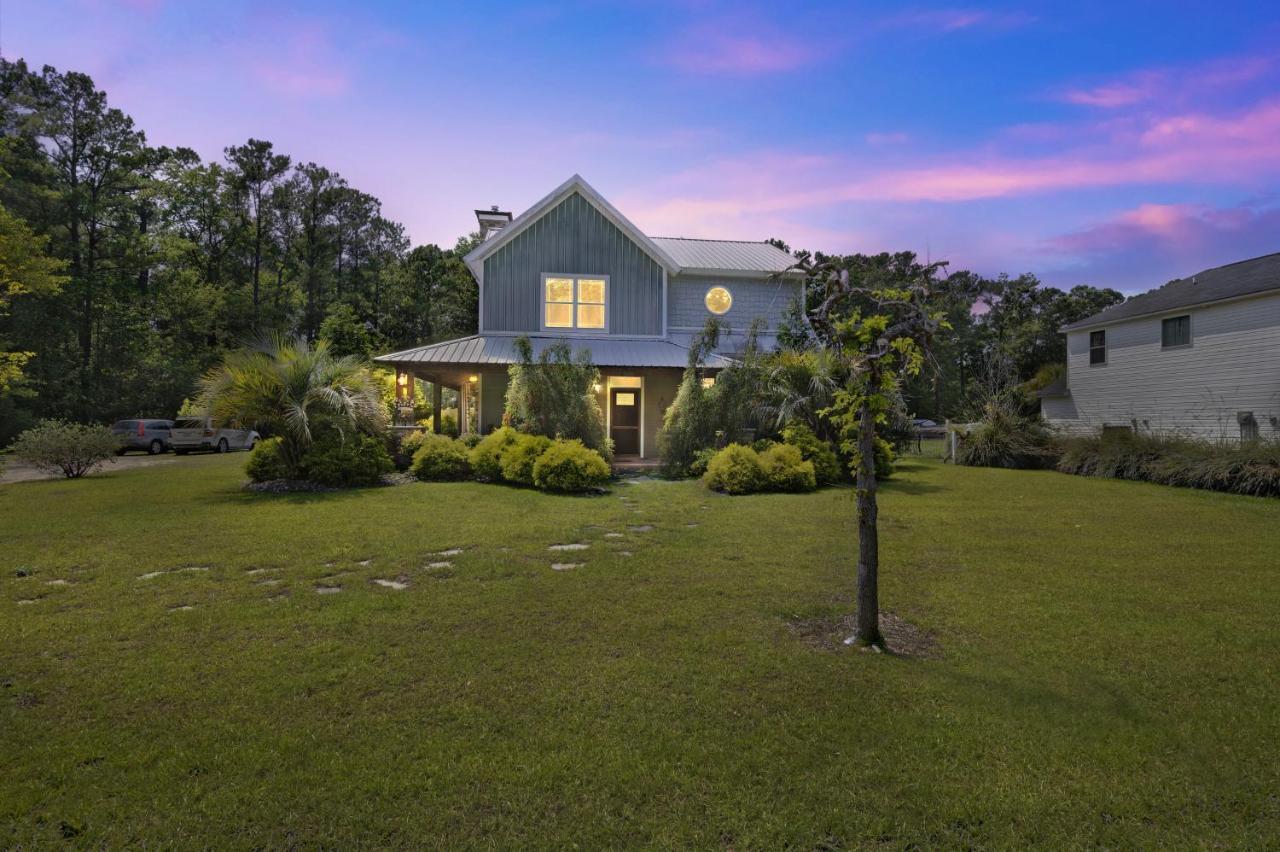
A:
[592,382,602,393]
[468,375,479,383]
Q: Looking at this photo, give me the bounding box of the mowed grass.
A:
[2,454,1278,847]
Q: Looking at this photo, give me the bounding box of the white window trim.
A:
[1088,329,1107,367]
[540,273,610,334]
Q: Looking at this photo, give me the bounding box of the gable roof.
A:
[1061,251,1280,332]
[650,237,796,276]
[462,174,799,280]
[463,175,682,279]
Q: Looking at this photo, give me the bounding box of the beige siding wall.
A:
[1054,292,1280,440]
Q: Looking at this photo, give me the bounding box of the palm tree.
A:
[197,334,386,472]
[756,348,845,440]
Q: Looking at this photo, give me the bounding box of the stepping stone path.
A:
[45,579,71,586]
[17,599,38,605]
[373,578,409,590]
[168,605,195,612]
[257,579,282,587]
[548,543,590,551]
[604,532,624,539]
[245,568,270,576]
[179,566,210,573]
[137,571,166,580]
[551,563,583,571]
[685,523,699,528]
[315,586,342,595]
[426,561,453,569]
[431,548,464,557]
[617,551,634,557]
[627,525,655,533]
[357,560,373,567]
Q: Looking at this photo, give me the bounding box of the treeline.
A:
[0,59,478,441]
[776,249,1126,420]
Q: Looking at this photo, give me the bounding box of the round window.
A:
[704,286,732,315]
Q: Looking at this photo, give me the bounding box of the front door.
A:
[610,388,641,456]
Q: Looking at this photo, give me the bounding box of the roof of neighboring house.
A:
[462,174,797,279]
[1036,376,1070,398]
[375,334,734,369]
[649,237,796,275]
[1061,251,1280,332]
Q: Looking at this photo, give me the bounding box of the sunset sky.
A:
[8,0,1280,292]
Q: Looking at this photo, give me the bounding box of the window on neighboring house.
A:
[1089,330,1106,365]
[1161,314,1191,348]
[543,275,607,331]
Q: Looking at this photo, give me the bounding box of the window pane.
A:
[546,277,574,302]
[577,303,605,328]
[1162,315,1190,347]
[1090,330,1105,347]
[545,302,573,327]
[578,278,605,304]
[615,392,635,406]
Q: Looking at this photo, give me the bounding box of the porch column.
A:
[432,382,443,434]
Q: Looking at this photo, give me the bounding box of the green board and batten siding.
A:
[481,192,665,336]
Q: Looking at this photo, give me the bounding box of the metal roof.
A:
[1061,251,1280,332]
[375,334,734,369]
[649,237,796,274]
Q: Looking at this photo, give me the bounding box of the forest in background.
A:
[0,59,1125,443]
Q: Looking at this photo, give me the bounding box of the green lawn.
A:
[3,454,1278,847]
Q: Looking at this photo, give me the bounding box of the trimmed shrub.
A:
[298,434,394,487]
[845,436,897,481]
[469,426,519,481]
[703,444,766,495]
[410,433,471,481]
[956,403,1059,470]
[532,439,611,493]
[1057,433,1280,497]
[11,420,119,479]
[781,423,842,486]
[500,433,553,485]
[759,443,817,492]
[460,433,482,449]
[245,436,290,482]
[399,430,430,456]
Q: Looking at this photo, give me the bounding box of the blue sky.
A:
[8,0,1280,292]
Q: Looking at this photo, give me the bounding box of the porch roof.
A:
[375,334,734,370]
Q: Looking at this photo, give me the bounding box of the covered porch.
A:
[375,334,733,460]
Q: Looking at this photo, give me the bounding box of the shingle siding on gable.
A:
[1050,291,1280,439]
[666,274,800,333]
[481,192,664,335]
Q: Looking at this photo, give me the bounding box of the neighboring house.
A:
[375,175,802,459]
[1042,252,1280,442]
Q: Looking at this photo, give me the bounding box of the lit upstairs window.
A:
[543,274,607,331]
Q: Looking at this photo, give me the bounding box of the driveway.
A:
[0,452,183,484]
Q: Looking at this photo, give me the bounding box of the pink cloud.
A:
[658,25,818,76]
[882,8,1035,32]
[245,24,351,99]
[1060,72,1164,108]
[1056,54,1273,110]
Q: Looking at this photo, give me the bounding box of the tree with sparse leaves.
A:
[796,254,949,648]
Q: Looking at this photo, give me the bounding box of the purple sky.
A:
[8,1,1280,292]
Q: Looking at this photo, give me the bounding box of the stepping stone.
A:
[431,548,464,557]
[17,599,38,605]
[627,525,655,533]
[137,571,166,580]
[373,578,409,590]
[357,559,373,567]
[548,543,590,551]
[617,551,634,557]
[179,566,209,573]
[604,532,624,539]
[257,579,282,587]
[551,563,583,571]
[245,568,269,576]
[426,561,453,569]
[315,586,342,595]
[168,605,195,612]
[45,579,71,586]
[685,523,699,528]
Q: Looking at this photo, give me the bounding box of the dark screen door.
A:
[610,388,640,455]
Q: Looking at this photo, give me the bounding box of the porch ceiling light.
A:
[397,373,409,386]
[468,375,479,383]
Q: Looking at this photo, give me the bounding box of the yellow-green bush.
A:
[245,436,290,482]
[780,423,842,485]
[499,433,553,486]
[410,433,471,481]
[703,444,765,495]
[469,426,519,481]
[532,439,611,493]
[759,443,816,492]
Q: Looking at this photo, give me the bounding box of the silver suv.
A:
[111,419,174,455]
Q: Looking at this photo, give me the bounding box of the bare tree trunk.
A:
[855,395,883,646]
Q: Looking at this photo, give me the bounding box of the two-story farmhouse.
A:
[375,175,802,459]
[1041,251,1280,441]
